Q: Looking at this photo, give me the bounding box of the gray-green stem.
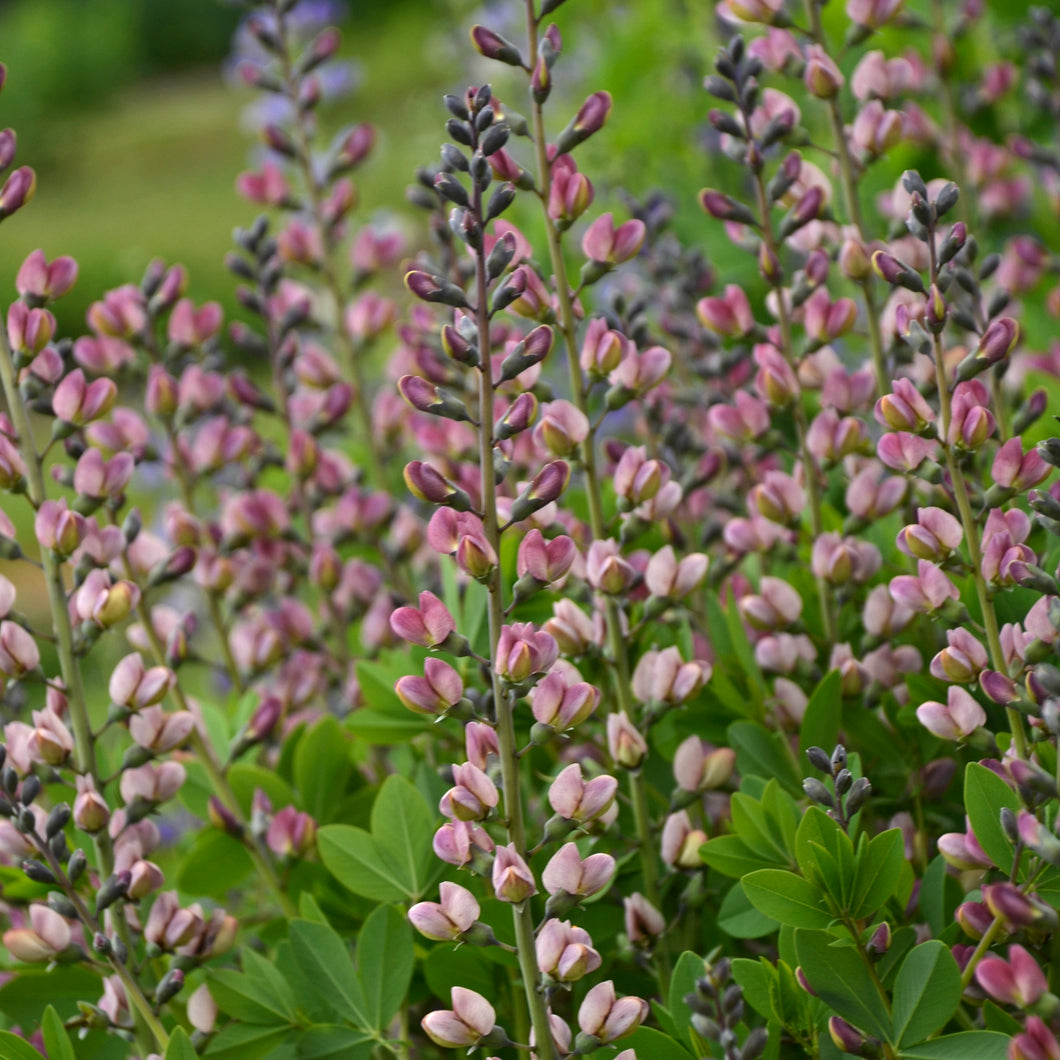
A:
[0,323,167,1054]
[802,0,889,397]
[751,169,838,645]
[522,0,661,918]
[926,236,1028,760]
[472,173,555,1060]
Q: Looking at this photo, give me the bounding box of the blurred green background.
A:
[0,0,716,334]
[0,0,1046,338]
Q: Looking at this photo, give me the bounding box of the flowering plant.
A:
[0,0,1058,1058]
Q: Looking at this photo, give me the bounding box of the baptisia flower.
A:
[422,988,500,1049]
[916,687,987,741]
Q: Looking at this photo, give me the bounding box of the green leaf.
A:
[295,1026,373,1059]
[371,775,438,899]
[700,835,773,878]
[964,763,1020,872]
[0,1031,47,1060]
[288,920,370,1029]
[669,951,707,1047]
[794,929,892,1043]
[42,1007,75,1060]
[294,716,353,823]
[424,944,499,1003]
[731,958,775,1023]
[165,1027,199,1060]
[176,830,254,897]
[892,941,962,1047]
[227,763,296,816]
[919,856,962,938]
[800,670,842,758]
[602,1026,693,1059]
[205,1022,295,1059]
[0,966,104,1025]
[317,825,408,902]
[718,881,779,938]
[731,789,793,866]
[795,807,851,901]
[729,721,801,796]
[851,828,905,920]
[898,1032,1012,1060]
[743,870,834,929]
[357,905,414,1031]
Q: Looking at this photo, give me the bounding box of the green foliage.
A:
[318,774,439,901]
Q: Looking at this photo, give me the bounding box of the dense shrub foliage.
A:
[0,0,1058,1058]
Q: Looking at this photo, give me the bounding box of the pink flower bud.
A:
[0,166,35,219]
[697,284,754,338]
[582,213,645,265]
[266,806,317,858]
[495,623,558,684]
[109,653,175,711]
[536,918,601,982]
[0,620,39,678]
[517,530,577,585]
[3,904,71,962]
[577,981,649,1044]
[916,686,986,740]
[976,945,1047,1007]
[586,539,636,595]
[395,658,464,715]
[408,882,480,941]
[492,843,537,903]
[17,249,78,302]
[389,591,456,649]
[632,647,710,705]
[889,559,959,613]
[441,762,499,822]
[52,369,117,425]
[897,506,964,561]
[607,710,647,768]
[74,775,110,833]
[422,988,497,1049]
[542,842,615,898]
[804,45,844,97]
[930,628,988,683]
[530,670,599,731]
[548,764,618,824]
[645,546,709,599]
[661,810,708,869]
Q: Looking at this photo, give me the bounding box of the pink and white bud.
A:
[442,762,499,822]
[542,842,615,897]
[408,882,481,941]
[661,810,708,869]
[897,506,963,561]
[0,620,39,678]
[577,980,649,1044]
[916,686,987,740]
[536,919,601,982]
[422,988,497,1049]
[492,843,537,903]
[3,904,71,963]
[395,658,464,715]
[931,628,989,683]
[548,763,618,824]
[645,546,708,599]
[389,591,456,649]
[607,710,647,769]
[109,653,175,711]
[582,213,645,265]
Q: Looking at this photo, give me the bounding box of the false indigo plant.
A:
[0,0,1059,1058]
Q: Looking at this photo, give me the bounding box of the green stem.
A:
[926,237,1028,760]
[750,170,838,645]
[522,0,659,917]
[472,169,555,1060]
[276,6,384,490]
[802,0,889,397]
[0,324,168,1057]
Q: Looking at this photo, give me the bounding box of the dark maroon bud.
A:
[300,27,341,74]
[20,774,41,806]
[485,182,517,221]
[446,118,473,147]
[901,169,928,198]
[470,25,524,66]
[935,181,960,217]
[806,746,833,773]
[441,324,479,367]
[871,251,925,292]
[487,231,517,280]
[803,778,834,807]
[21,859,55,884]
[0,129,16,173]
[435,172,470,208]
[444,93,470,121]
[480,122,510,156]
[155,968,184,1005]
[555,91,612,154]
[404,270,471,309]
[45,804,70,839]
[67,849,86,882]
[398,375,471,422]
[709,109,745,139]
[699,188,756,226]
